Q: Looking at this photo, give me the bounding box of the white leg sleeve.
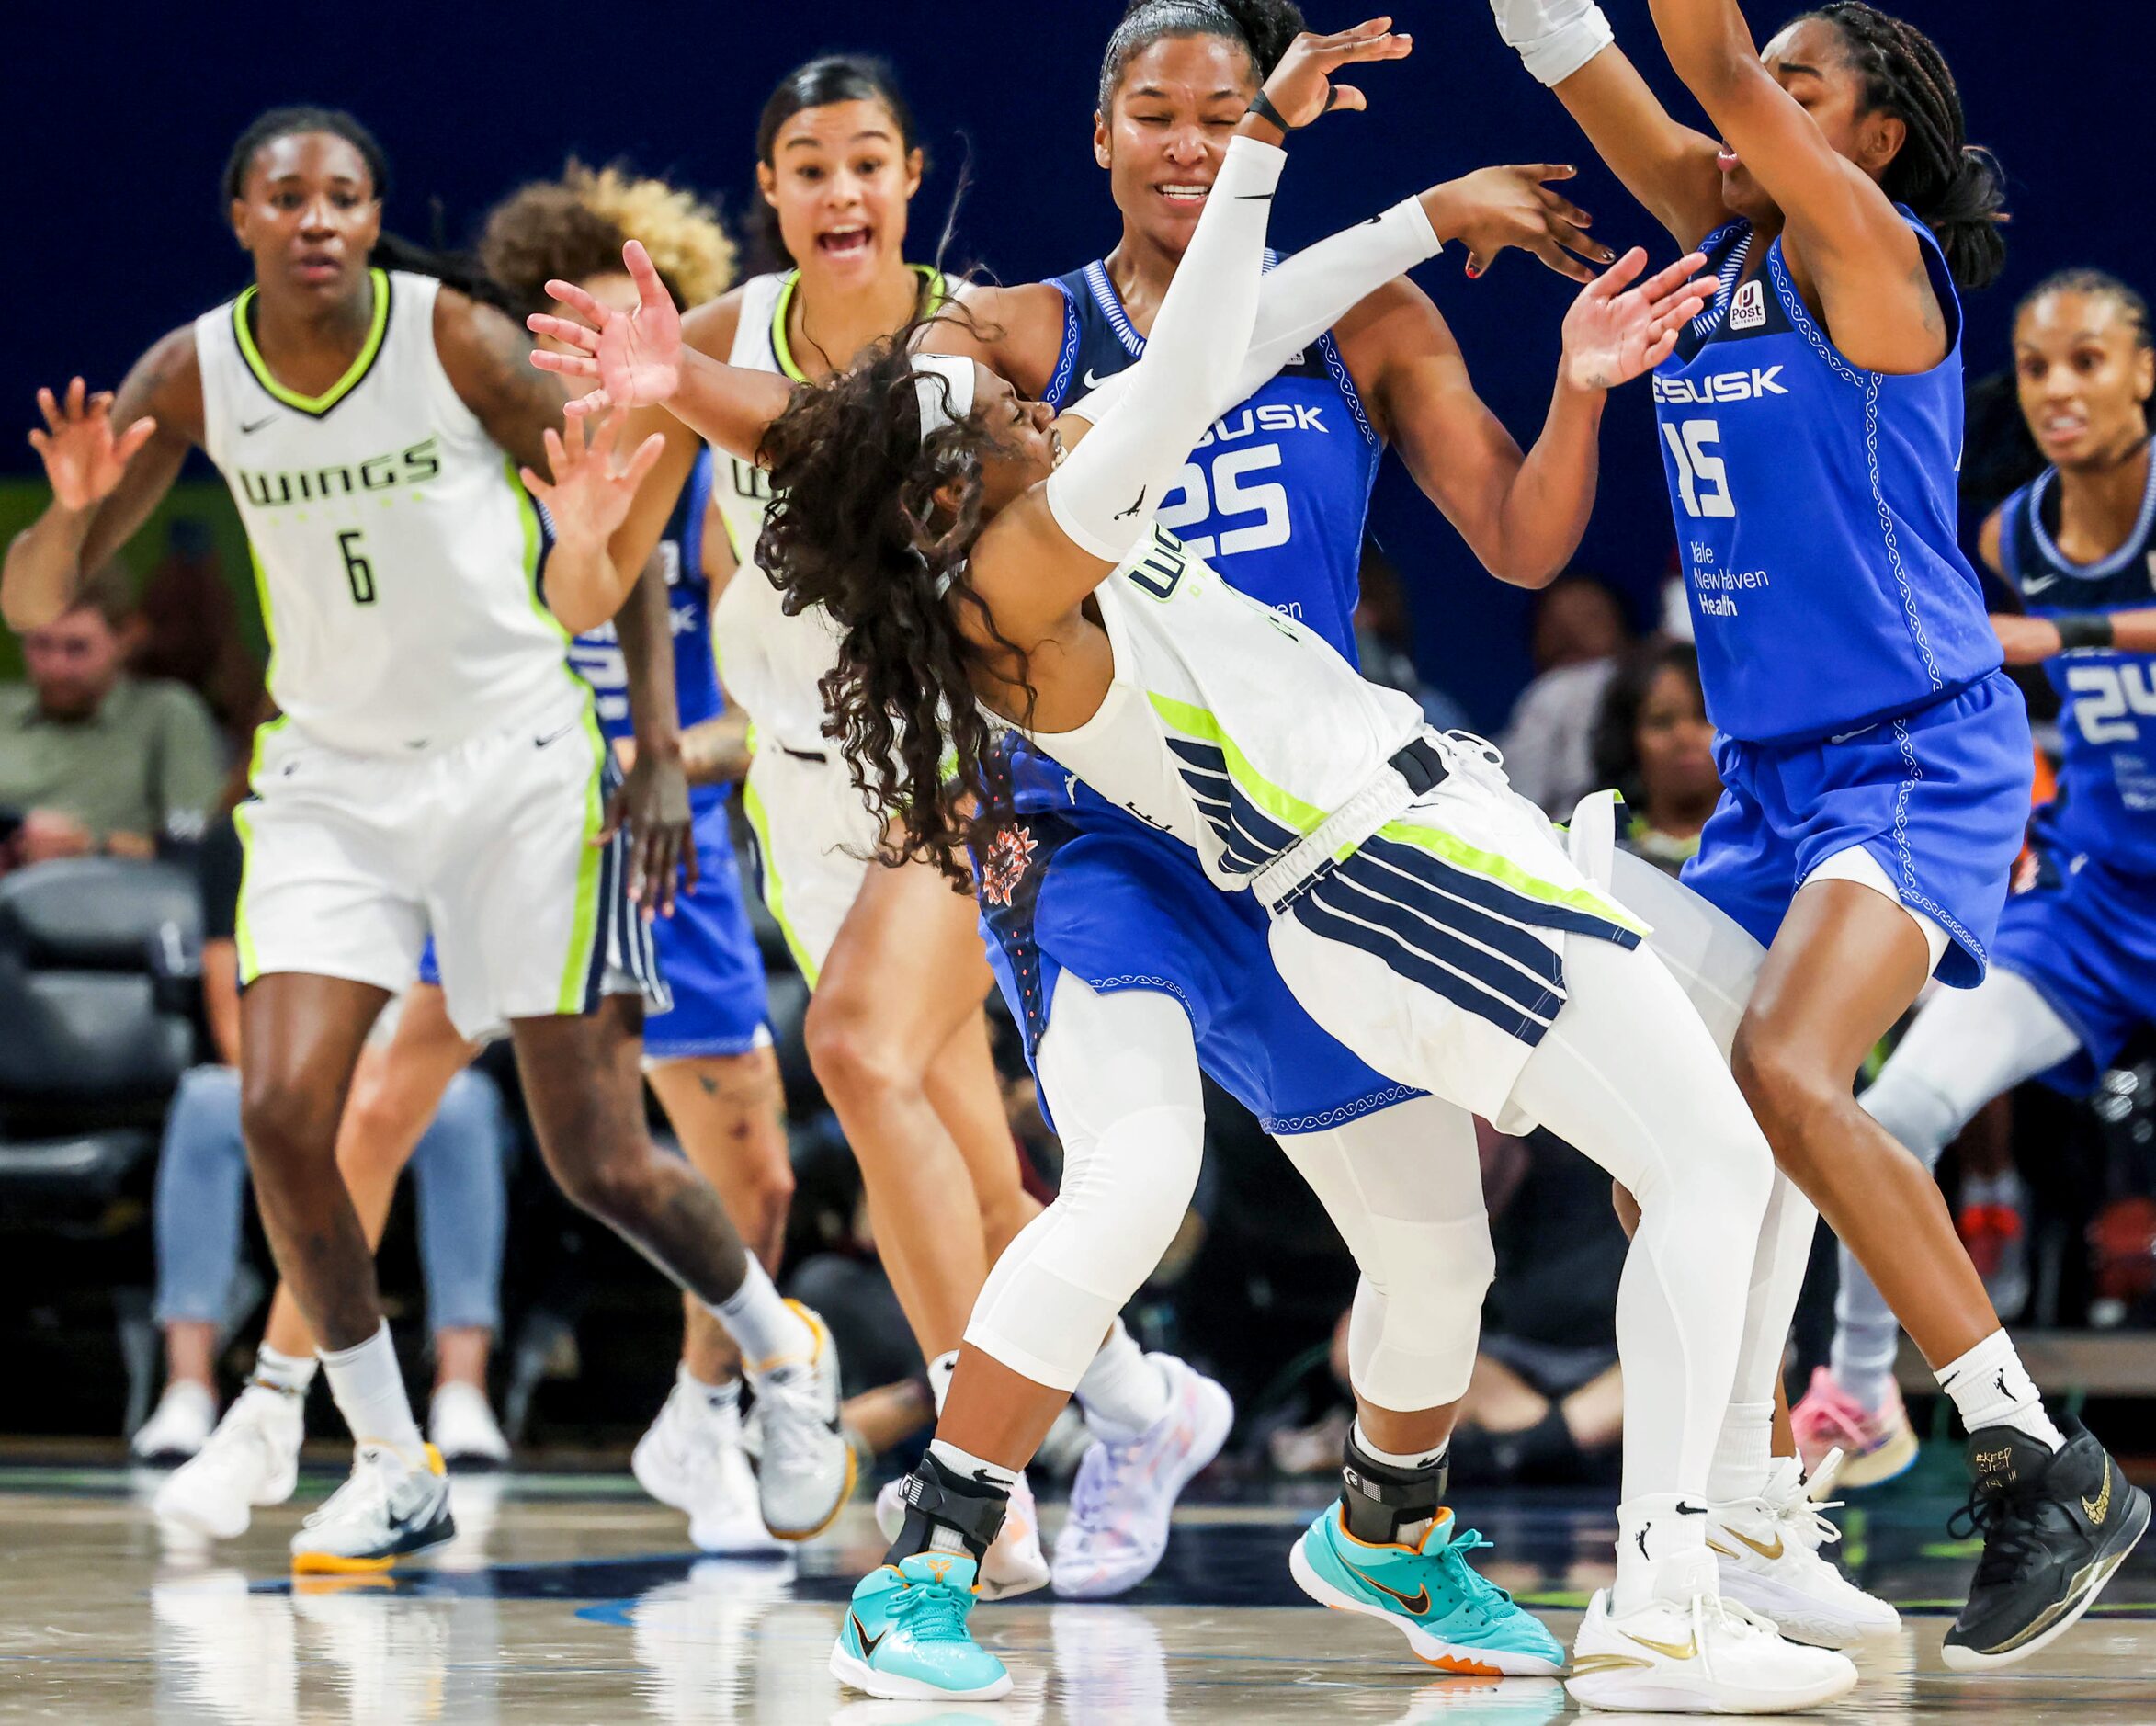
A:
[1504,934,1776,1508]
[963,975,1205,1392]
[1274,1095,1492,1414]
[1832,967,2082,1397]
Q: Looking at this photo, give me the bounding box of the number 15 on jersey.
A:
[1663,418,1737,518]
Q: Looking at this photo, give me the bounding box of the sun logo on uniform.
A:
[981,825,1038,907]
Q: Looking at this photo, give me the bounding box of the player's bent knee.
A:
[803,992,911,1103]
[1730,1022,1844,1156]
[239,1073,339,1175]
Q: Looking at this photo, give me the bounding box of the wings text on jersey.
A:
[234,437,442,508]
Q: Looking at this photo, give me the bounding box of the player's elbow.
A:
[1483,543,1569,592]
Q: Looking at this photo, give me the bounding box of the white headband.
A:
[911,354,977,445]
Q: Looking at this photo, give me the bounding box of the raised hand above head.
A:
[1254,17,1413,132]
[28,378,158,512]
[1560,247,1712,392]
[528,240,684,420]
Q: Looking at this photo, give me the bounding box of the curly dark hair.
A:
[753,311,1029,886]
[1098,0,1305,112]
[1799,3,2006,290]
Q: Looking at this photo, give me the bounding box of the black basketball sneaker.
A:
[1943,1415,2150,1669]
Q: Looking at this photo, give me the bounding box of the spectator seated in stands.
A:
[0,564,225,869]
[130,804,515,1466]
[1590,637,1721,877]
[1498,573,1633,818]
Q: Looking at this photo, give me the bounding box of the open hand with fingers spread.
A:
[1422,165,1617,282]
[28,378,157,513]
[528,240,684,419]
[1251,17,1413,135]
[1560,249,1713,392]
[518,409,667,551]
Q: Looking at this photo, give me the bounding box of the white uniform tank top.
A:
[196,269,575,755]
[1027,523,1435,889]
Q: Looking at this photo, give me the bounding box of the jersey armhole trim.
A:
[1042,280,1081,413]
[232,268,391,416]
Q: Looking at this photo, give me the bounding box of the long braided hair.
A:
[1800,4,2006,290]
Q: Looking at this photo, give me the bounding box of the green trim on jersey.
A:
[231,800,262,984]
[1373,818,1649,937]
[554,706,611,1015]
[505,455,571,648]
[741,763,820,987]
[1146,692,1328,837]
[244,540,279,692]
[767,265,948,383]
[233,268,391,416]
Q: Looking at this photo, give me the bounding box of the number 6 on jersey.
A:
[336,528,378,606]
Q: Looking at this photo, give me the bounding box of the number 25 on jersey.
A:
[1663,419,1737,518]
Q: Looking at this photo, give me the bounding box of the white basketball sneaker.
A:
[1050,1354,1233,1599]
[133,1380,217,1463]
[1709,1452,1901,1647]
[876,1469,1051,1599]
[632,1368,718,1515]
[426,1382,510,1471]
[744,1300,854,1540]
[1567,1564,1858,1714]
[290,1442,455,1573]
[154,1386,303,1540]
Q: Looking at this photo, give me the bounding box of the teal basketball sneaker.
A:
[1289,1503,1563,1675]
[829,1553,1013,1702]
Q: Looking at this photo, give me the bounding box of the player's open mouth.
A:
[1157,183,1210,206]
[1717,148,1742,174]
[818,226,872,257]
[2039,411,2089,444]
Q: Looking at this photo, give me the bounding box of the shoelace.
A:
[1949,1480,2049,1587]
[1759,1459,1846,1556]
[1434,1529,1513,1620]
[890,1577,971,1641]
[1686,1591,1783,1679]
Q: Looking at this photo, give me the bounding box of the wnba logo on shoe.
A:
[981,826,1038,907]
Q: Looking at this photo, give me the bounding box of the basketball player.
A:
[578,55,1227,1600]
[5,109,847,1571]
[534,22,1862,1711]
[1798,271,2156,1486]
[1482,0,2150,1665]
[148,162,795,1556]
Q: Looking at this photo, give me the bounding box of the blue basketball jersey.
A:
[2000,458,2156,875]
[1013,255,1384,812]
[564,448,728,807]
[1652,214,2001,745]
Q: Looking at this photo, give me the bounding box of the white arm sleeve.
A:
[1044,134,1284,563]
[1061,193,1442,434]
[1489,0,1613,86]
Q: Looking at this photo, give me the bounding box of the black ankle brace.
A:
[886,1451,1010,1565]
[1340,1430,1448,1547]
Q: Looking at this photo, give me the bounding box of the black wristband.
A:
[2055,612,2116,651]
[1247,87,1294,133]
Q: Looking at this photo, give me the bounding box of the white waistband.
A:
[1251,730,1447,911]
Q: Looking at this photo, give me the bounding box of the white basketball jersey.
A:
[196,269,575,755]
[1027,524,1428,890]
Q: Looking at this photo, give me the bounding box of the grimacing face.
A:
[2014,289,2155,474]
[1095,32,1256,261]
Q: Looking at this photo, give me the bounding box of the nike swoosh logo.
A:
[850,1612,886,1658]
[534,721,578,748]
[1343,1561,1430,1617]
[2019,573,2060,595]
[1624,1630,1699,1661]
[1710,1526,1786,1561]
[1082,368,1113,392]
[2084,1459,2113,1526]
[240,414,278,435]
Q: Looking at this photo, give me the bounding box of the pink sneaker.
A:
[1790,1367,1919,1494]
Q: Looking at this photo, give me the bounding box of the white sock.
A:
[318,1322,424,1452]
[1937,1330,2064,1450]
[1705,1401,1775,1503]
[925,1440,1018,1557]
[679,1362,741,1416]
[1349,1419,1447,1473]
[1073,1321,1171,1444]
[710,1259,814,1371]
[926,1349,959,1416]
[1613,1493,1713,1618]
[251,1344,317,1400]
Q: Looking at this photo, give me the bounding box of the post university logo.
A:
[1730,278,1767,332]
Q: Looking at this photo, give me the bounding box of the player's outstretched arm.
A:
[1486,0,1727,251]
[5,335,198,632]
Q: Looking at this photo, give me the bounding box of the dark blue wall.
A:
[16,2,2150,725]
